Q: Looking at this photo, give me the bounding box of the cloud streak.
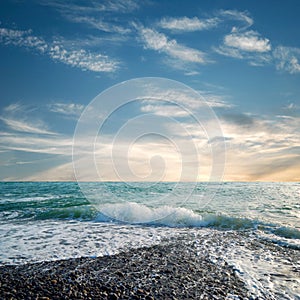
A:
[48,102,85,117]
[1,100,299,181]
[48,42,119,72]
[219,9,253,29]
[64,16,130,34]
[136,25,209,65]
[41,0,140,14]
[215,29,272,66]
[219,113,300,181]
[273,46,300,74]
[0,103,56,135]
[40,0,138,34]
[158,16,219,32]
[224,30,271,53]
[0,26,120,73]
[0,117,56,135]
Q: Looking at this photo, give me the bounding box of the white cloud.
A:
[140,103,190,117]
[140,94,232,117]
[0,116,56,135]
[0,26,119,73]
[273,46,300,74]
[219,9,253,29]
[213,10,276,68]
[197,91,233,108]
[97,0,140,13]
[214,45,243,59]
[48,102,85,116]
[215,30,272,67]
[67,16,130,34]
[0,133,72,155]
[2,101,299,181]
[0,103,56,135]
[42,0,140,14]
[136,25,208,64]
[138,85,231,111]
[138,89,202,110]
[215,44,272,66]
[158,16,219,32]
[41,0,136,34]
[184,70,200,76]
[224,30,271,53]
[49,42,119,72]
[3,102,26,113]
[219,114,300,181]
[283,102,299,111]
[0,27,48,52]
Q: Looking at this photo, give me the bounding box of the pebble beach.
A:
[0,239,250,300]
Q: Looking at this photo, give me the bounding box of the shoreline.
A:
[0,241,251,300]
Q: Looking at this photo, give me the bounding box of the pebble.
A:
[0,240,251,299]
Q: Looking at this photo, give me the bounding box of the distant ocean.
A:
[0,182,299,299]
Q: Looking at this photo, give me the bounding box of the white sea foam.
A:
[0,219,182,265]
[99,202,204,226]
[96,202,300,242]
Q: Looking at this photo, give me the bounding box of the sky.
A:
[0,0,299,182]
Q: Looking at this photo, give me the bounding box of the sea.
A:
[0,182,299,299]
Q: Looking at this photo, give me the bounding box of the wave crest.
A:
[98,202,204,227]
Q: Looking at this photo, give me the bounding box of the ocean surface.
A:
[0,182,299,299]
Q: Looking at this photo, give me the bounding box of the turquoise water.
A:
[1,182,299,235]
[0,182,299,299]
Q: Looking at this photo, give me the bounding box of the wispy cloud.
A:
[0,26,120,72]
[212,10,274,67]
[283,102,300,111]
[219,9,253,29]
[3,103,26,113]
[64,16,130,34]
[184,70,200,76]
[273,46,300,74]
[48,41,119,72]
[48,102,85,117]
[197,91,233,108]
[41,0,140,14]
[139,94,232,118]
[0,103,56,135]
[135,25,209,65]
[215,29,272,66]
[158,16,219,32]
[40,0,138,34]
[0,133,72,155]
[1,100,299,181]
[219,113,300,180]
[224,30,271,53]
[139,85,231,111]
[140,102,190,117]
[0,117,56,135]
[0,27,48,52]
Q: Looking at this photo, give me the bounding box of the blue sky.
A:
[0,0,299,181]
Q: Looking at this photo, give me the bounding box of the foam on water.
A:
[95,202,300,245]
[0,219,183,265]
[98,202,204,226]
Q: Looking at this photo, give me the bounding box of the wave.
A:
[2,200,299,241]
[94,202,300,241]
[97,202,204,227]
